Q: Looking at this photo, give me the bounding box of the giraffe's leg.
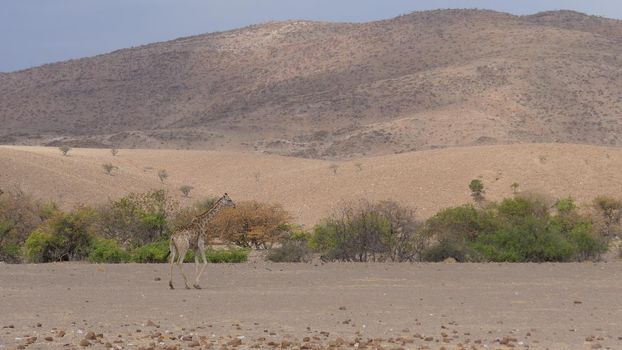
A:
[168,240,177,290]
[193,240,208,289]
[194,252,200,275]
[177,247,192,289]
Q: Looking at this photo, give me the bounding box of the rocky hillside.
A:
[1,9,621,159]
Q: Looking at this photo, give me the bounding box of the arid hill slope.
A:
[1,144,621,225]
[1,10,622,159]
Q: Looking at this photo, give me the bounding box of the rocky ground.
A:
[1,262,622,349]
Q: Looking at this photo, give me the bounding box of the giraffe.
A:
[168,193,235,290]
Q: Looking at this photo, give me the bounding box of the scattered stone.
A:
[57,330,65,338]
[154,277,161,281]
[574,300,583,304]
[36,323,42,327]
[338,306,347,310]
[188,340,201,347]
[228,338,242,346]
[45,336,53,341]
[146,320,157,327]
[85,331,96,340]
[79,339,91,347]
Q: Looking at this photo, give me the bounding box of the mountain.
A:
[1,9,621,159]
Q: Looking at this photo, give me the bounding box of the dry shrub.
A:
[0,189,57,263]
[210,201,292,248]
[310,200,422,262]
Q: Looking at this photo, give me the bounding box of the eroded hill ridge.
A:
[1,9,621,159]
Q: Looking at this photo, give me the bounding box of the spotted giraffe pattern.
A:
[168,193,235,289]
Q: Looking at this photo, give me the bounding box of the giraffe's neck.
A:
[190,198,225,229]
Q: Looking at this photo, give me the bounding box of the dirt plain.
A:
[3,143,622,226]
[1,261,621,350]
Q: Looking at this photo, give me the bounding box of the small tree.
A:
[253,171,261,183]
[593,196,622,237]
[329,164,339,175]
[511,182,519,195]
[469,179,485,206]
[102,163,117,176]
[110,148,119,156]
[211,201,292,249]
[179,185,194,197]
[157,169,168,183]
[59,146,71,156]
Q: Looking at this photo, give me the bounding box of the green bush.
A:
[129,240,249,264]
[422,239,479,262]
[422,195,608,262]
[23,208,96,263]
[96,190,177,246]
[471,217,576,262]
[131,240,170,263]
[89,238,130,263]
[206,248,249,263]
[0,191,53,263]
[23,229,55,263]
[267,233,312,262]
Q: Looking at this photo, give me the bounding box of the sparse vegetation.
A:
[511,182,520,195]
[469,179,485,206]
[354,162,363,172]
[102,163,117,175]
[592,196,622,237]
[58,146,71,156]
[110,148,119,156]
[329,163,339,175]
[0,186,617,264]
[179,185,194,197]
[157,169,168,183]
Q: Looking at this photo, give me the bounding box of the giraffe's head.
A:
[220,193,236,209]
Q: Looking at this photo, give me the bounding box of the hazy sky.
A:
[1,0,621,72]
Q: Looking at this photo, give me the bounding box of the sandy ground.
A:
[2,144,622,226]
[1,262,621,350]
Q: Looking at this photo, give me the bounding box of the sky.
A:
[1,0,621,72]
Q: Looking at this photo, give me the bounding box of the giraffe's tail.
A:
[166,236,175,261]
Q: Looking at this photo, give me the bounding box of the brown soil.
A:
[1,262,621,349]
